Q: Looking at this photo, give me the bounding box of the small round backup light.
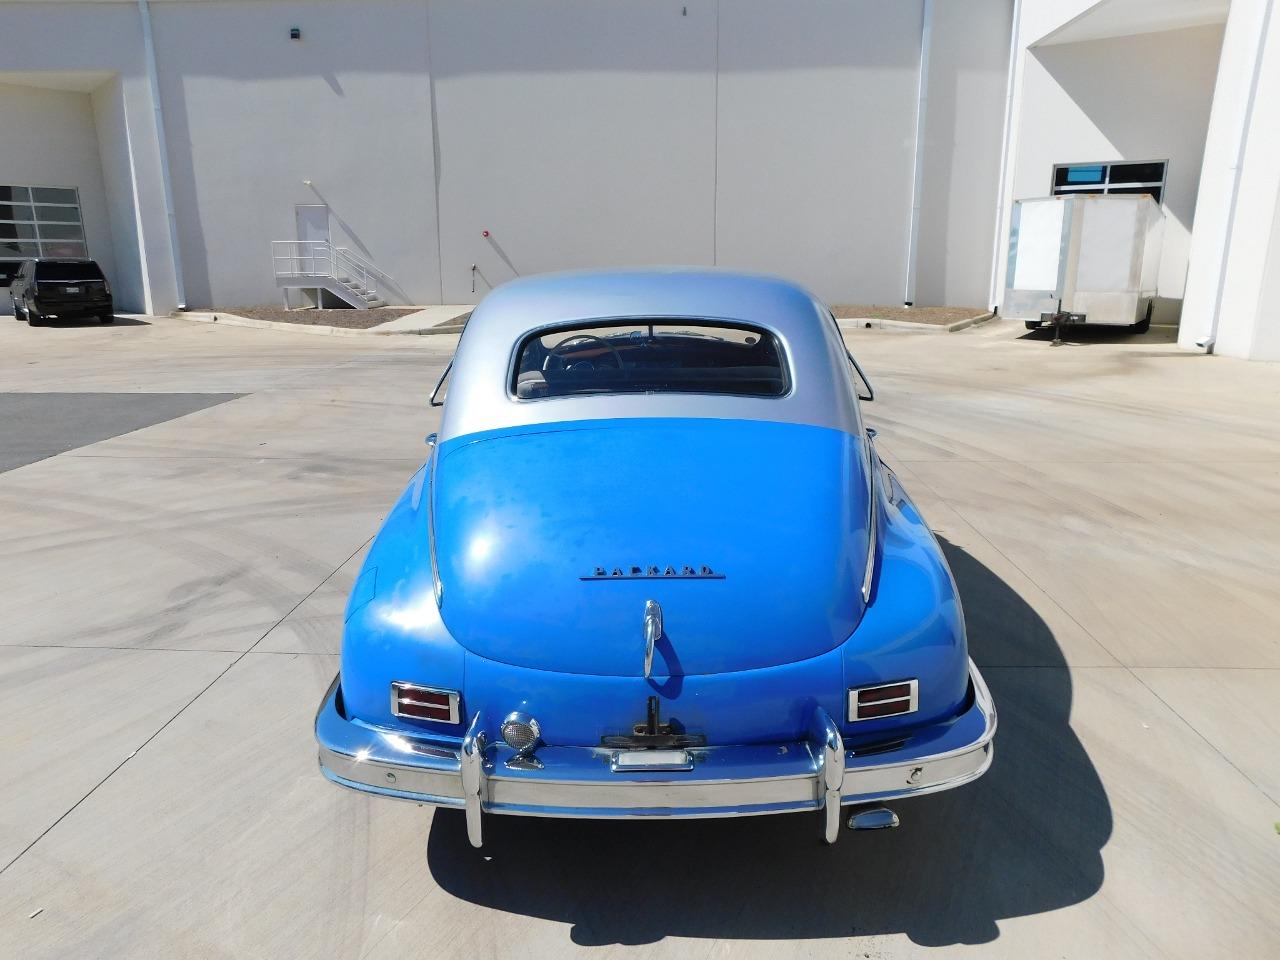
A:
[500,712,541,755]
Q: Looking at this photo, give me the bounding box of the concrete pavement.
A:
[0,314,1276,958]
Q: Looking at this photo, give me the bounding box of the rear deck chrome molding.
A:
[316,660,996,847]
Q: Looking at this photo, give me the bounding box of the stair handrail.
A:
[271,240,334,280]
[332,245,377,299]
[271,240,396,305]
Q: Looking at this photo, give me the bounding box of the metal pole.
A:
[987,0,1025,311]
[902,0,934,307]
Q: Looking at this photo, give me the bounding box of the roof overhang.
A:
[1035,0,1230,47]
[0,71,115,93]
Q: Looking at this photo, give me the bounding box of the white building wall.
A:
[0,1,180,314]
[999,24,1224,323]
[428,0,717,305]
[1180,0,1280,360]
[1252,181,1280,360]
[149,0,441,308]
[92,76,146,313]
[0,81,117,296]
[913,0,1014,309]
[714,0,923,307]
[1,0,1018,312]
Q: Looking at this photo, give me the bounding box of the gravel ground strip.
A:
[212,307,418,329]
[833,305,988,324]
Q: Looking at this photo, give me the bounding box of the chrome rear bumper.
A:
[316,660,996,847]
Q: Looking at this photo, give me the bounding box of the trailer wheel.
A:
[1133,302,1153,334]
[1024,320,1042,331]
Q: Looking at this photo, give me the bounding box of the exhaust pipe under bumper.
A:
[847,806,900,831]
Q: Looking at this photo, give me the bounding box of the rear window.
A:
[35,260,103,282]
[513,320,788,400]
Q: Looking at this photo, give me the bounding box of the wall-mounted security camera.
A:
[290,27,301,41]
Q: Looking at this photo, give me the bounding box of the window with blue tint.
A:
[1051,161,1166,204]
[1058,165,1106,186]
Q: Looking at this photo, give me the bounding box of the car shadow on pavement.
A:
[23,315,150,327]
[426,539,1111,948]
[1019,323,1177,345]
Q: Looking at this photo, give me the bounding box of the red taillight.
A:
[849,679,918,722]
[858,683,912,704]
[390,682,459,724]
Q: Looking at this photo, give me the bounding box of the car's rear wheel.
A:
[100,313,115,324]
[25,301,42,326]
[9,296,19,320]
[1024,320,1042,331]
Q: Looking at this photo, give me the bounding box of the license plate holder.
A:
[611,748,693,773]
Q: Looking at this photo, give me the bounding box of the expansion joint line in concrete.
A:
[0,535,375,877]
[893,459,1280,813]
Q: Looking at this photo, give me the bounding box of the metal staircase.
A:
[271,240,389,309]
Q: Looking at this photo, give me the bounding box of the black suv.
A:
[9,258,114,325]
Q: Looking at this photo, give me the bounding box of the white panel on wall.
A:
[715,0,924,306]
[428,0,718,304]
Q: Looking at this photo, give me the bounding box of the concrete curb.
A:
[175,311,461,337]
[837,312,993,334]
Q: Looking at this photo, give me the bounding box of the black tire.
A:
[26,302,42,326]
[100,313,115,324]
[1133,302,1152,334]
[1024,320,1042,331]
[10,297,19,320]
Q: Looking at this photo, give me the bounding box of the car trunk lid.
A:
[433,418,869,676]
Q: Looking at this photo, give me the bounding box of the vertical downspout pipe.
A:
[903,0,934,307]
[988,0,1023,311]
[138,0,186,309]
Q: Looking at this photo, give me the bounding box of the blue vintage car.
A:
[315,269,995,847]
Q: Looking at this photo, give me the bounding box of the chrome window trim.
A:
[506,316,795,404]
[389,682,460,725]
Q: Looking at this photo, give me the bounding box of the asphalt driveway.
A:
[0,314,1276,959]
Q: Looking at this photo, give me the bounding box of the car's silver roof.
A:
[438,268,864,441]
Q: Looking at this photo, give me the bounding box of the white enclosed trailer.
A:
[1004,194,1163,334]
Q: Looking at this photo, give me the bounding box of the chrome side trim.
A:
[427,456,444,608]
[861,433,878,603]
[460,712,487,848]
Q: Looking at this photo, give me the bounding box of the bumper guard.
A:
[316,660,996,847]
